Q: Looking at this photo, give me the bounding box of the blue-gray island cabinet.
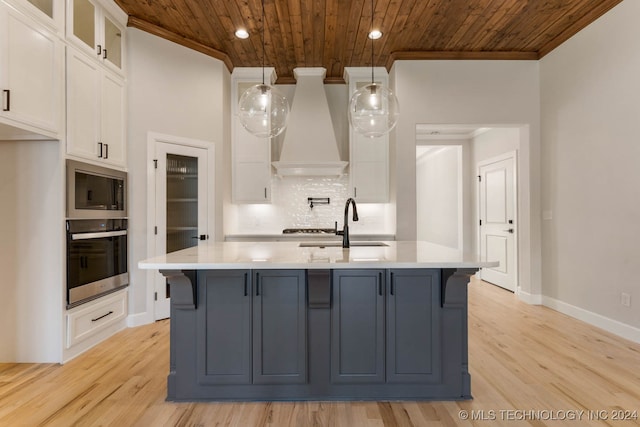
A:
[139,241,498,401]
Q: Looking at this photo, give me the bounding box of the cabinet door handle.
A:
[97,44,102,56]
[390,272,394,295]
[354,187,357,198]
[244,273,248,296]
[98,142,103,158]
[2,89,9,111]
[264,187,267,199]
[378,273,382,296]
[103,48,108,60]
[255,273,260,296]
[104,144,109,159]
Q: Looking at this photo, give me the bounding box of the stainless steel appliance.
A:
[66,159,126,219]
[66,160,128,308]
[282,228,336,234]
[66,219,128,308]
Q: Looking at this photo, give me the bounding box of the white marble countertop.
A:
[139,241,498,270]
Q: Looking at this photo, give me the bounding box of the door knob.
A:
[503,228,514,233]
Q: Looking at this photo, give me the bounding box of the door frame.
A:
[477,150,519,292]
[146,131,215,321]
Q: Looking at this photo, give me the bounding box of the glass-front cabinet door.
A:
[103,15,122,69]
[3,0,63,30]
[67,0,125,73]
[71,0,96,50]
[26,0,53,19]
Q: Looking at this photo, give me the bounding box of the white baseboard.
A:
[516,288,542,305]
[127,311,154,327]
[542,296,640,344]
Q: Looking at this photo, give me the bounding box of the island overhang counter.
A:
[139,241,498,402]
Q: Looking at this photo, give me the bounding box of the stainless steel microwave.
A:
[66,160,127,219]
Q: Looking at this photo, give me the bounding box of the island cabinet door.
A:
[386,269,442,383]
[196,270,252,385]
[331,269,385,384]
[252,270,308,384]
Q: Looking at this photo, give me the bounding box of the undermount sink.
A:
[299,242,388,248]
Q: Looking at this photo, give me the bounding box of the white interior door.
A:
[478,153,517,292]
[154,142,208,320]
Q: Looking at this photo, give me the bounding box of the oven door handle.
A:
[71,230,127,240]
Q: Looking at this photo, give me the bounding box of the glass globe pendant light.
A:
[238,0,289,138]
[348,0,399,138]
[238,82,289,138]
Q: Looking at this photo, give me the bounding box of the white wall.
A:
[127,29,229,320]
[416,146,461,248]
[0,140,63,362]
[540,0,640,335]
[390,60,541,298]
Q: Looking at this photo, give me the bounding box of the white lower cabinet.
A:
[66,290,127,349]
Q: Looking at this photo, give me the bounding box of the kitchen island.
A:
[139,241,497,401]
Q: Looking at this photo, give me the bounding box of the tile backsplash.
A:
[227,175,394,235]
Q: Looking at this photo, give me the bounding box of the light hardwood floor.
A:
[1,278,639,427]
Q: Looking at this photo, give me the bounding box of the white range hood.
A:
[272,68,348,176]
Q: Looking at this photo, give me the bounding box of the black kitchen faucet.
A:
[335,198,359,248]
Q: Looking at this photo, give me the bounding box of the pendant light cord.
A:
[370,0,374,84]
[261,0,266,85]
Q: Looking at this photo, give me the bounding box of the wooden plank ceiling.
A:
[114,0,622,83]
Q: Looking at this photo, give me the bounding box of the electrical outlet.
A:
[621,293,631,307]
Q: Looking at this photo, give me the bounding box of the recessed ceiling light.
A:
[368,30,382,40]
[235,29,249,39]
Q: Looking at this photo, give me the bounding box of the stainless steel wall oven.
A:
[66,219,128,308]
[66,160,128,308]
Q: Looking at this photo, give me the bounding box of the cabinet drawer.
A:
[66,290,127,348]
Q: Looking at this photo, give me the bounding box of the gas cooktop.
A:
[282,228,336,234]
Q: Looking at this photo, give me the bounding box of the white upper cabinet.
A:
[100,69,125,166]
[67,0,125,75]
[66,45,125,168]
[66,47,99,160]
[350,131,389,202]
[0,1,63,139]
[65,0,126,168]
[231,68,276,203]
[3,0,64,32]
[344,67,390,203]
